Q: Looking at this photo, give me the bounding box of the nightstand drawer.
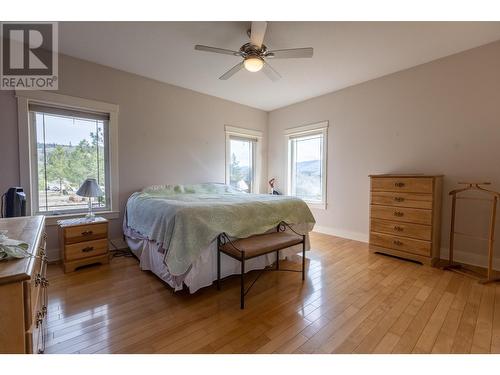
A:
[64,223,108,244]
[65,238,108,261]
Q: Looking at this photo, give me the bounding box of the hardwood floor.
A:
[45,232,500,354]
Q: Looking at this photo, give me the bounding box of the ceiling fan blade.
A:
[262,62,281,82]
[195,45,240,56]
[266,48,314,59]
[219,62,244,80]
[250,21,267,48]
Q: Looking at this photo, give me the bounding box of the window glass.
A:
[33,111,108,213]
[289,133,324,202]
[229,138,254,193]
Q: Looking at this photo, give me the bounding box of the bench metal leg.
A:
[217,228,307,309]
[302,235,306,281]
[216,238,221,290]
[241,255,245,309]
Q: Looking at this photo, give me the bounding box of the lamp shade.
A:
[76,178,104,198]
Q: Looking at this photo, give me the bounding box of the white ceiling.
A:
[59,22,500,111]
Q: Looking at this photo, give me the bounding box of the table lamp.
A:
[76,178,104,220]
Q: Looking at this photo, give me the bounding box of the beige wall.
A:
[0,54,268,259]
[267,40,500,268]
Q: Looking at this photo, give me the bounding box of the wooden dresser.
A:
[369,174,443,265]
[0,216,47,354]
[58,217,109,273]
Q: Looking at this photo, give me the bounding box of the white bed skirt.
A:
[125,225,310,294]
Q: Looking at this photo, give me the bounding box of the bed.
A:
[123,183,315,293]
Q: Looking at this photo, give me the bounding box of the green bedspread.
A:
[125,183,315,276]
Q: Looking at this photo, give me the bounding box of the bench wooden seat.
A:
[216,221,306,309]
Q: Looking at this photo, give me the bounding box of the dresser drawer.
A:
[38,233,47,258]
[0,216,46,354]
[64,223,108,244]
[370,219,432,241]
[370,205,432,225]
[24,251,47,330]
[370,231,431,257]
[25,308,45,354]
[371,191,433,209]
[371,177,433,193]
[25,271,46,354]
[65,238,108,261]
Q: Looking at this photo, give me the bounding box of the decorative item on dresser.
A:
[58,217,109,273]
[369,174,443,265]
[0,216,47,354]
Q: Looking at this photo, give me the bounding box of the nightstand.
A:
[57,217,109,273]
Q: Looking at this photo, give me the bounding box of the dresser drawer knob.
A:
[394,182,405,188]
[82,246,94,253]
[34,273,42,287]
[393,240,403,246]
[36,311,44,328]
[81,230,93,236]
[394,197,405,202]
[393,226,404,232]
[41,277,49,287]
[394,211,404,217]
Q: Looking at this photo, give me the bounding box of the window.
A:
[228,137,255,193]
[225,125,262,193]
[30,105,110,214]
[286,121,328,208]
[16,91,119,220]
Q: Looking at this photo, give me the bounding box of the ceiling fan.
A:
[194,21,313,81]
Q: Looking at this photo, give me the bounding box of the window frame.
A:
[29,109,111,215]
[224,125,262,194]
[285,121,328,209]
[16,90,120,225]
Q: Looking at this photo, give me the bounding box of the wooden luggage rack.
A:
[444,182,500,284]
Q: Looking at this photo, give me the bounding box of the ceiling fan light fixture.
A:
[243,56,264,72]
[194,21,313,81]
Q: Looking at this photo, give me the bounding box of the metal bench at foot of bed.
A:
[216,221,306,309]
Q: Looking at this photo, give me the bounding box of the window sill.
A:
[41,210,120,226]
[305,202,327,210]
